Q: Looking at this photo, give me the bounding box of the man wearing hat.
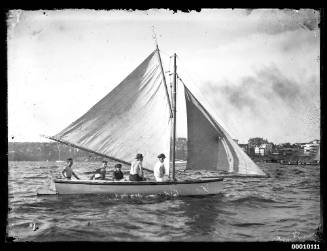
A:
[129,153,146,181]
[153,153,168,182]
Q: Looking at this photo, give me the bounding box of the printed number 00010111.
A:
[292,244,320,249]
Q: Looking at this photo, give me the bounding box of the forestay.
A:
[52,50,171,172]
[184,85,267,177]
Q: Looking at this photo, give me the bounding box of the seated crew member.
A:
[113,164,124,181]
[129,153,146,181]
[62,158,80,180]
[153,153,168,182]
[90,160,108,180]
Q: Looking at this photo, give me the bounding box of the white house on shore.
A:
[304,140,320,155]
[254,143,273,156]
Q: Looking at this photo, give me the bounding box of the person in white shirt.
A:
[153,153,168,182]
[129,153,146,181]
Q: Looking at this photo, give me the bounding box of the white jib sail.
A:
[53,50,171,171]
[184,85,266,176]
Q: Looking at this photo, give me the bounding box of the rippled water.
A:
[7,161,320,242]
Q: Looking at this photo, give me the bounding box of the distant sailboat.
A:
[43,44,267,195]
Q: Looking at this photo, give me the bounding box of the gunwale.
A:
[53,178,224,186]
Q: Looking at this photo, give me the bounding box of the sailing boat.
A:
[43,45,267,195]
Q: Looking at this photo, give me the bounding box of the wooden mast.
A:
[172,53,177,181]
[154,42,175,180]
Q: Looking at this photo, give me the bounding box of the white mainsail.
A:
[52,50,171,171]
[184,85,267,177]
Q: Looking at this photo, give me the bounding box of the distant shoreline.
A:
[7,140,318,164]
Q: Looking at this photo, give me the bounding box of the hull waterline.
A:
[53,178,224,196]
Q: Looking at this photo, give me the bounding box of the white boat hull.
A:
[53,178,224,196]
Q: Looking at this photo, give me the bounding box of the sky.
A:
[7,9,320,144]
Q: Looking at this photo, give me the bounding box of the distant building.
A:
[260,148,265,156]
[303,139,320,155]
[254,146,264,156]
[254,143,273,156]
[233,139,239,144]
[247,137,272,156]
[304,142,320,155]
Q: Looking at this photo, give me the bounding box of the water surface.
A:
[7,161,320,242]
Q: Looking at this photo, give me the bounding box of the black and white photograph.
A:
[6,9,321,242]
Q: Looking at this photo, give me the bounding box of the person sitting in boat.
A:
[113,163,124,181]
[90,160,107,180]
[129,153,146,181]
[62,158,80,180]
[154,153,168,182]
